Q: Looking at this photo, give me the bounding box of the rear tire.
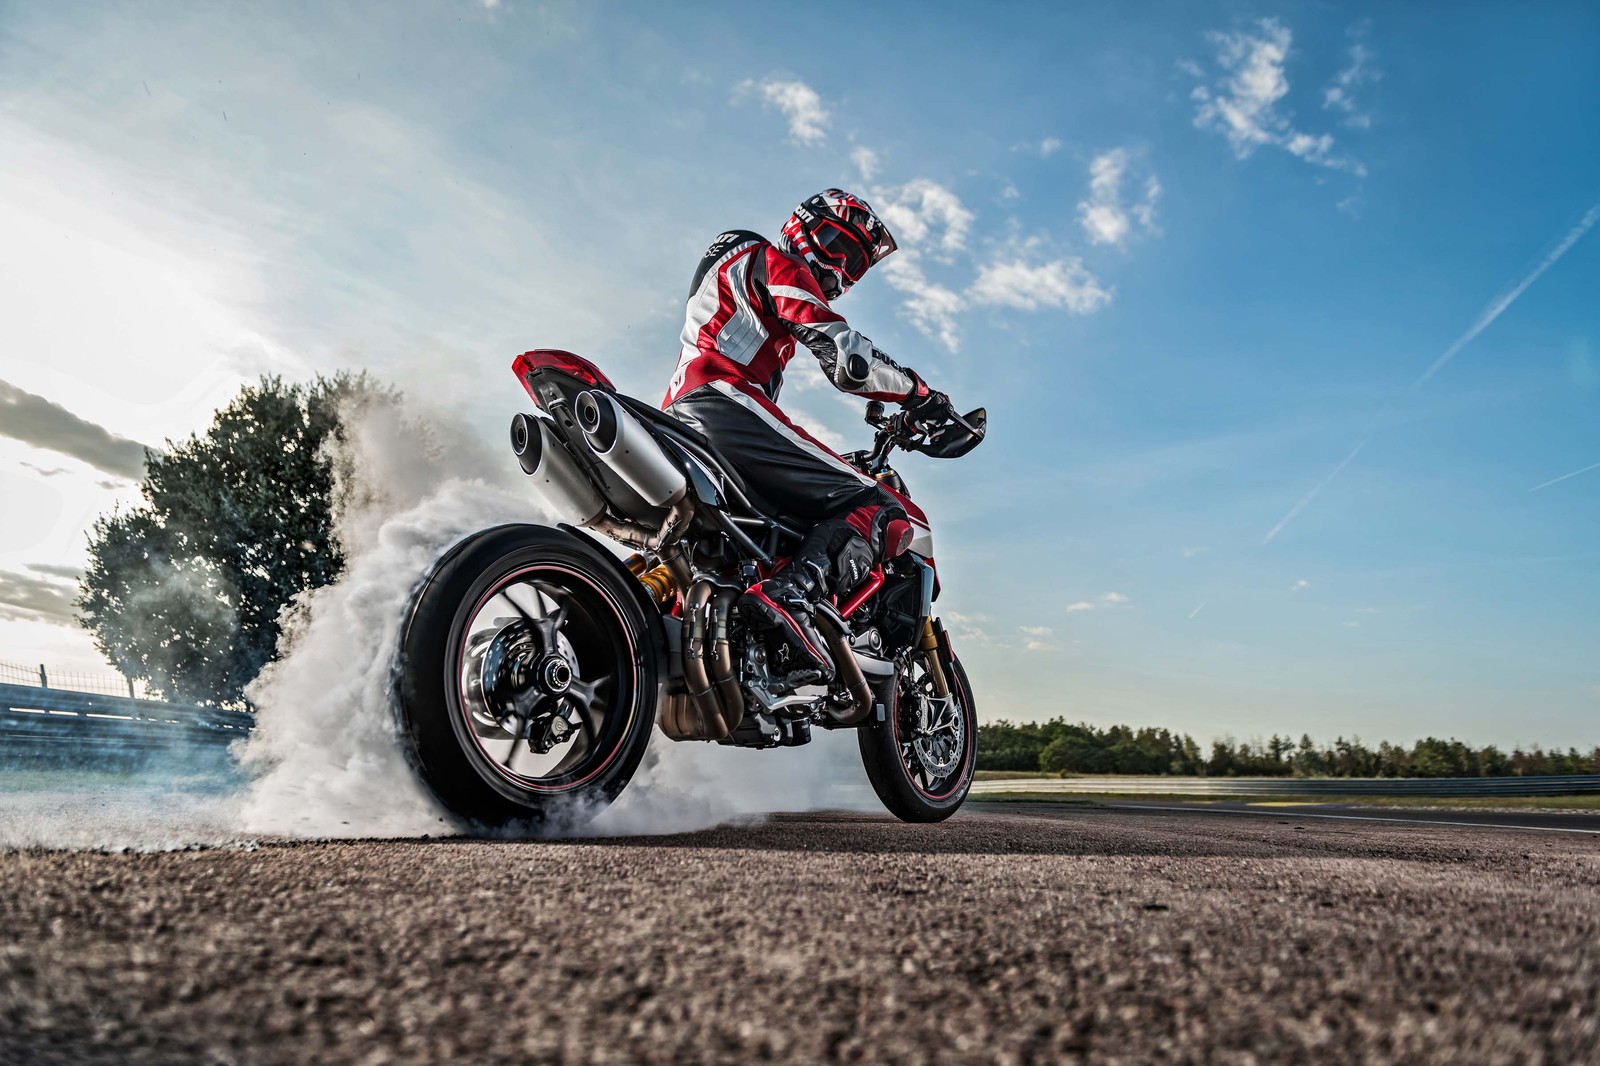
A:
[858,645,977,823]
[394,524,659,831]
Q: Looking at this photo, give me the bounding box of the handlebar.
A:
[859,398,986,473]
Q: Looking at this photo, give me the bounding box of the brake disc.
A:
[910,693,962,777]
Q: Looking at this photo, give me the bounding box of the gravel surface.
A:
[2,805,1597,1065]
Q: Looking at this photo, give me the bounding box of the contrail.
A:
[1188,600,1207,619]
[1263,439,1367,545]
[1413,201,1600,388]
[1529,459,1600,493]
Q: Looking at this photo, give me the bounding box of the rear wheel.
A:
[858,642,977,822]
[395,524,658,831]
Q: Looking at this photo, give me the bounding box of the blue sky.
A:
[1,1,1597,748]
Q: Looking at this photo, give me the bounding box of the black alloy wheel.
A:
[395,524,659,830]
[858,643,977,822]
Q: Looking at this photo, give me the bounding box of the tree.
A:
[77,374,390,706]
[1040,729,1109,775]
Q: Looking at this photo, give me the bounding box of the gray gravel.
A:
[2,805,1597,1065]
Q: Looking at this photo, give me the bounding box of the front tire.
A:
[395,524,659,831]
[858,641,977,823]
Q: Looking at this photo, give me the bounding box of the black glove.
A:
[903,374,953,423]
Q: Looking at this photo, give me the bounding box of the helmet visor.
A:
[810,220,875,283]
[864,222,897,264]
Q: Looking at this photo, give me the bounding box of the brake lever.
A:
[945,408,978,434]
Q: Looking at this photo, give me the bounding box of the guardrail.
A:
[969,775,1600,798]
[0,682,252,768]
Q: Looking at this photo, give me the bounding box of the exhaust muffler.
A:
[574,391,688,508]
[510,412,606,525]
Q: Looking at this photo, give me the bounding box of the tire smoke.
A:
[235,394,874,840]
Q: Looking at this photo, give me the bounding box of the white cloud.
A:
[1133,176,1160,228]
[854,181,975,349]
[879,253,965,352]
[868,179,1132,351]
[1021,624,1057,652]
[1013,137,1063,158]
[1192,18,1291,157]
[1181,546,1208,558]
[1324,34,1379,129]
[1189,18,1365,177]
[1291,579,1310,592]
[968,258,1112,314]
[737,76,831,145]
[851,145,879,181]
[944,610,994,644]
[1062,594,1127,617]
[1078,148,1160,247]
[872,178,973,254]
[782,407,849,452]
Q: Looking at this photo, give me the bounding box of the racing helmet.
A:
[780,188,898,300]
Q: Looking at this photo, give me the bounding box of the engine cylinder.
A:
[575,391,688,508]
[509,412,606,525]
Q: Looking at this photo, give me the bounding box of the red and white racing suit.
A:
[663,229,926,536]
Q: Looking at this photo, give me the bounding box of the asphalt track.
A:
[3,802,1597,1065]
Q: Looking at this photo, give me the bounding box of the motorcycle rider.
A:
[664,189,954,685]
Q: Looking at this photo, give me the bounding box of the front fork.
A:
[919,617,951,698]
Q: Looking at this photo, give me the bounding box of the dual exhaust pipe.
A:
[510,390,687,527]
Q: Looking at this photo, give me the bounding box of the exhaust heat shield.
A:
[510,412,606,525]
[575,390,688,508]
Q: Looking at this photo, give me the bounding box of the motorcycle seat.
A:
[613,394,783,519]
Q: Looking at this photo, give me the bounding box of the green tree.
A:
[1039,728,1109,775]
[77,374,389,706]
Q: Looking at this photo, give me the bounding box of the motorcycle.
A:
[393,349,986,828]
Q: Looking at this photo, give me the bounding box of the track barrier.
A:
[0,681,252,770]
[969,775,1600,798]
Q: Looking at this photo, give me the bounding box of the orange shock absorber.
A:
[920,618,950,698]
[639,567,677,606]
[624,553,679,606]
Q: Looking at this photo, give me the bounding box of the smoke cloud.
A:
[3,389,875,849]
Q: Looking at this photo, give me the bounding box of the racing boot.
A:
[741,560,835,687]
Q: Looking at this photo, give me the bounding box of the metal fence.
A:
[0,659,147,700]
[0,681,252,769]
[969,775,1600,798]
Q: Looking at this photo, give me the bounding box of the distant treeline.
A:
[978,719,1600,778]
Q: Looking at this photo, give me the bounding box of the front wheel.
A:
[394,524,659,831]
[858,637,977,823]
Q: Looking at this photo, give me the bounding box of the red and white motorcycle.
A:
[394,350,986,828]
